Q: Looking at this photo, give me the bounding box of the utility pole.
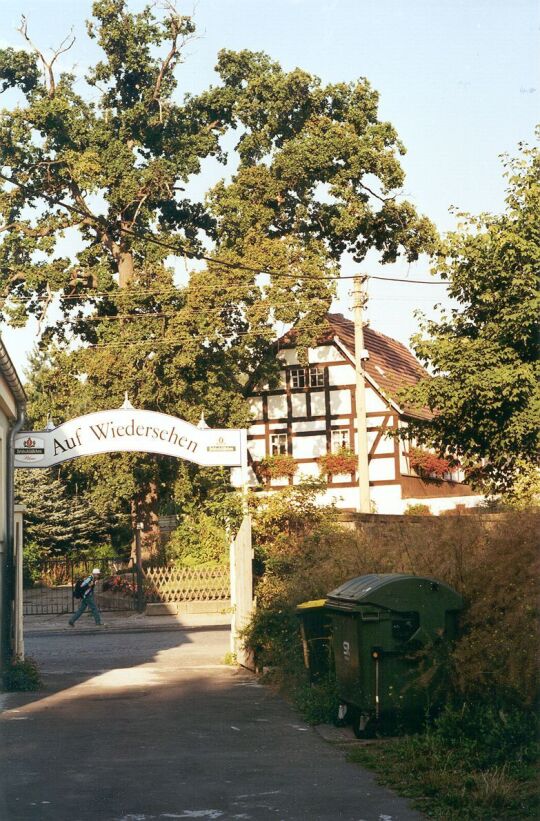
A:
[353,275,371,513]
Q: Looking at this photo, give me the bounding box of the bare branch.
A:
[0,217,83,237]
[36,282,53,336]
[18,16,75,97]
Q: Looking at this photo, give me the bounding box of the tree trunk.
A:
[130,485,161,564]
[117,237,134,288]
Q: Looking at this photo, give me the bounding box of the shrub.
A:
[432,701,538,768]
[4,656,42,691]
[404,503,432,516]
[22,541,50,587]
[167,511,228,566]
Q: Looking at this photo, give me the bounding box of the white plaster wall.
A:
[367,415,387,429]
[368,457,396,482]
[279,349,299,366]
[403,495,484,515]
[309,345,339,363]
[370,484,403,514]
[267,394,288,418]
[330,389,351,415]
[0,374,17,419]
[0,417,6,541]
[248,397,263,420]
[328,363,355,385]
[365,388,388,412]
[248,424,265,437]
[293,434,326,458]
[294,462,320,482]
[310,392,326,416]
[291,393,307,418]
[292,419,325,433]
[369,430,394,456]
[247,439,266,461]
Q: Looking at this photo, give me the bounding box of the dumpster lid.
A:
[295,599,326,613]
[326,573,462,611]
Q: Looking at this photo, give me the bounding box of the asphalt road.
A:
[0,624,424,821]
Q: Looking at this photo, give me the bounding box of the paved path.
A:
[0,616,424,821]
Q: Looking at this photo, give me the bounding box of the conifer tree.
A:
[15,467,108,555]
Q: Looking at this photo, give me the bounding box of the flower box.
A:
[318,449,357,477]
[256,454,297,481]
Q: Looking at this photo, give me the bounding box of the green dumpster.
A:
[325,573,463,736]
[296,599,333,683]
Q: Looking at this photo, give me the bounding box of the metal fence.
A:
[23,558,137,616]
[23,558,230,615]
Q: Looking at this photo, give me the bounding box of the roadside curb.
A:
[24,622,231,638]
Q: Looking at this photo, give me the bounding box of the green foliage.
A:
[256,454,297,480]
[15,467,108,555]
[242,605,304,676]
[401,138,540,494]
[292,677,341,726]
[1,1,435,534]
[432,702,538,769]
[404,503,432,516]
[349,703,539,819]
[317,448,357,476]
[166,511,228,566]
[250,479,360,605]
[22,540,50,587]
[3,656,42,692]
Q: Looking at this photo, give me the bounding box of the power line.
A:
[0,170,447,287]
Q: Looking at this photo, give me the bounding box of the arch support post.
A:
[230,429,254,669]
[230,514,254,669]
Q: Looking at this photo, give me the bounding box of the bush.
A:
[4,656,42,691]
[167,511,228,566]
[404,503,432,516]
[23,541,50,587]
[432,701,538,769]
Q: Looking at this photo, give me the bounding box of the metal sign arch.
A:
[13,400,253,668]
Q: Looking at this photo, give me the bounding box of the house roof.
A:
[0,338,26,408]
[278,313,431,419]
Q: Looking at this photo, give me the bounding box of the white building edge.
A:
[0,337,26,666]
[246,313,483,515]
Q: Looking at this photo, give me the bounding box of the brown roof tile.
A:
[277,313,431,419]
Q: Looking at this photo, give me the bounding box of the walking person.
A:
[69,568,105,627]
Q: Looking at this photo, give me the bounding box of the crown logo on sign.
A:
[24,437,35,448]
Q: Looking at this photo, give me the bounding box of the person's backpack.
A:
[73,577,89,599]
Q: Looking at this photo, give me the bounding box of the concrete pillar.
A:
[230,514,254,669]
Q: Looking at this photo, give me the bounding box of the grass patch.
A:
[3,655,42,691]
[348,704,539,820]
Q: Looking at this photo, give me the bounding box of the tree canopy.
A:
[1,0,435,538]
[401,138,539,495]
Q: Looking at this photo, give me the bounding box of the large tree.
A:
[401,138,539,495]
[1,1,435,545]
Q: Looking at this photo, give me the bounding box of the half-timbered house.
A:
[246,313,481,514]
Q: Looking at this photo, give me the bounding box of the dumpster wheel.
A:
[350,707,376,739]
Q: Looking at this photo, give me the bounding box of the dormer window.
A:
[290,367,324,388]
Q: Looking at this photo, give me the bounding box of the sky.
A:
[1,0,539,375]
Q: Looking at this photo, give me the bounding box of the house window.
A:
[270,433,288,455]
[290,368,306,388]
[331,428,350,452]
[309,367,324,387]
[290,367,324,388]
